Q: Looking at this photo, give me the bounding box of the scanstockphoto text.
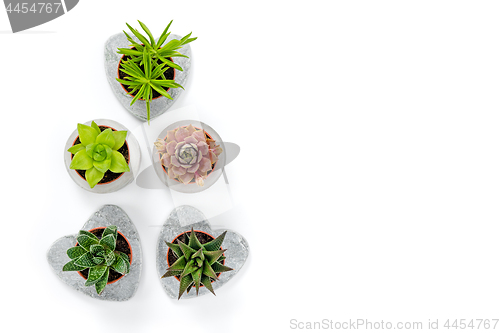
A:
[290,318,500,330]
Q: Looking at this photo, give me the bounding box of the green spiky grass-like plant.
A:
[68,121,130,188]
[62,226,131,295]
[116,20,197,124]
[162,228,233,299]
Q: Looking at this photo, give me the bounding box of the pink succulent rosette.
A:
[155,124,223,186]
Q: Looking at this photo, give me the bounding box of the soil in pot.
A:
[166,230,224,285]
[76,227,132,284]
[161,127,217,184]
[71,126,130,185]
[118,48,175,99]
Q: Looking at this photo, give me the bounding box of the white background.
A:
[1,1,500,332]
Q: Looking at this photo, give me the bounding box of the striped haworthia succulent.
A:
[62,225,130,295]
[162,228,233,299]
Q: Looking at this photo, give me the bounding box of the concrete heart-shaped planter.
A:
[47,205,142,301]
[156,206,249,299]
[104,33,192,121]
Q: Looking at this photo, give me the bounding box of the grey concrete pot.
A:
[104,32,192,122]
[156,206,249,299]
[47,205,143,301]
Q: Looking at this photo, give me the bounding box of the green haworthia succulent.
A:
[162,228,233,299]
[68,121,130,188]
[62,226,131,295]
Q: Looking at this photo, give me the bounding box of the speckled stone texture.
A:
[104,33,192,121]
[47,205,142,301]
[156,206,249,299]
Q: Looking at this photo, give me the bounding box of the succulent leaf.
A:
[178,275,194,300]
[62,259,84,271]
[100,234,116,251]
[95,128,115,148]
[161,269,182,278]
[95,268,110,295]
[168,256,186,271]
[70,150,94,170]
[188,229,203,250]
[165,241,183,258]
[178,241,196,260]
[203,231,227,251]
[67,143,85,154]
[76,234,99,251]
[204,249,226,266]
[74,252,98,268]
[90,121,101,134]
[111,255,127,274]
[85,167,105,188]
[118,252,131,274]
[85,143,98,158]
[90,244,105,256]
[192,268,202,295]
[137,20,156,47]
[109,151,130,173]
[192,247,205,261]
[102,226,118,239]
[112,131,127,150]
[93,257,105,265]
[93,158,111,174]
[77,123,98,146]
[67,246,87,259]
[85,266,107,286]
[104,249,116,266]
[78,230,99,240]
[212,262,234,274]
[180,260,199,278]
[201,275,216,296]
[202,261,219,280]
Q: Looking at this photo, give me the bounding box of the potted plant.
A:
[47,205,142,301]
[62,225,132,295]
[161,228,233,299]
[152,121,225,193]
[64,119,141,193]
[156,206,249,300]
[115,21,196,123]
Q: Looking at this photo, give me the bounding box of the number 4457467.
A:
[6,3,62,14]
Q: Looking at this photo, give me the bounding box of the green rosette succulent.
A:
[162,228,233,299]
[62,226,131,295]
[68,121,130,188]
